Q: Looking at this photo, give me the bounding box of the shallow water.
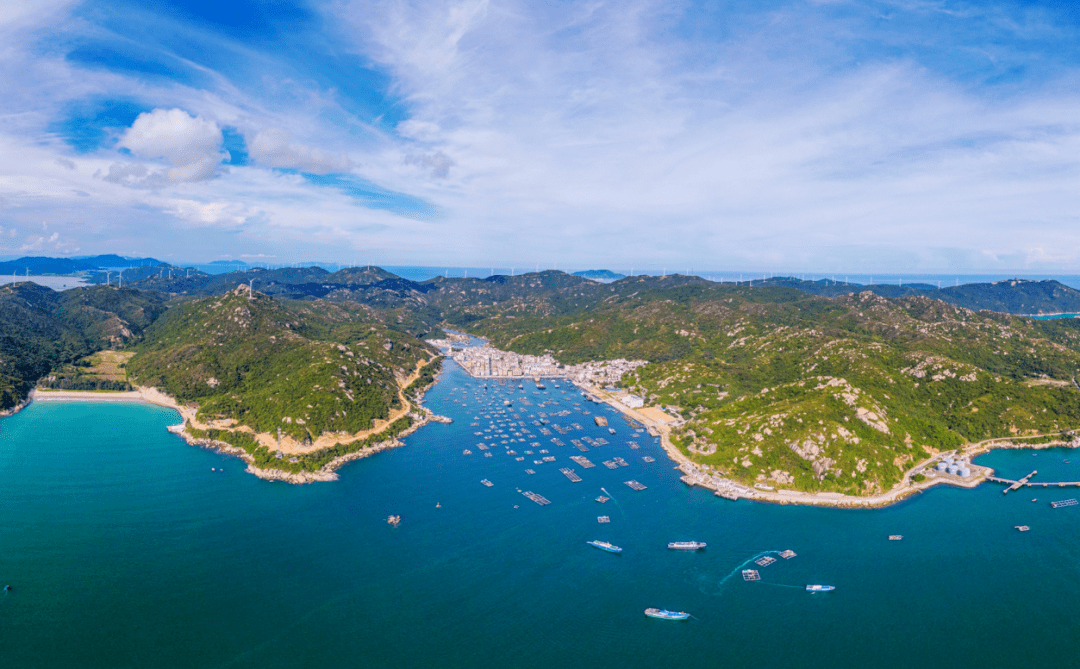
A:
[1,365,1079,668]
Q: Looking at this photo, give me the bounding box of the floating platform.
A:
[597,516,611,523]
[1015,525,1030,532]
[1051,498,1078,508]
[596,495,609,503]
[614,457,629,467]
[742,569,760,581]
[594,416,608,427]
[560,468,583,482]
[603,460,619,470]
[522,491,551,505]
[755,556,776,567]
[889,535,903,541]
[624,480,647,491]
[642,456,655,463]
[525,469,536,475]
[542,456,556,462]
[570,456,596,469]
[779,550,797,559]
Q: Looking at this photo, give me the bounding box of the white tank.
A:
[961,467,971,477]
[936,462,948,471]
[947,464,959,475]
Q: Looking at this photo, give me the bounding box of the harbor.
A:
[6,344,1080,669]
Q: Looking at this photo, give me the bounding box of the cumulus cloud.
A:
[164,199,257,229]
[116,108,227,183]
[246,127,351,174]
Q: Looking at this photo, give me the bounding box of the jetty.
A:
[986,470,1080,493]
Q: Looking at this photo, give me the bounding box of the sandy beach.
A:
[24,356,446,484]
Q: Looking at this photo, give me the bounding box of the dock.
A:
[624,480,647,491]
[987,470,1080,492]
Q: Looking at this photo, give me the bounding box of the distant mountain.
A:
[0,255,163,275]
[74,255,163,269]
[573,269,626,282]
[0,257,96,275]
[751,276,1080,316]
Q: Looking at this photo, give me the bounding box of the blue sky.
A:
[2,0,1080,272]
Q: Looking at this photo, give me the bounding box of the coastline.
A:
[438,336,1080,509]
[584,380,1080,507]
[23,358,448,485]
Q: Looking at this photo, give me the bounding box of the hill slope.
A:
[127,287,436,443]
[458,281,1080,494]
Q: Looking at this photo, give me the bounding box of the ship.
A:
[644,608,690,620]
[667,541,706,551]
[481,479,494,487]
[805,584,835,592]
[587,540,623,553]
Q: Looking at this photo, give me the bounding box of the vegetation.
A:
[445,278,1080,494]
[127,286,436,442]
[0,283,165,410]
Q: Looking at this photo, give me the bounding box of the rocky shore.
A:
[23,361,449,485]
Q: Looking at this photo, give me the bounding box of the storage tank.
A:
[960,467,971,477]
[947,464,959,475]
[936,462,948,471]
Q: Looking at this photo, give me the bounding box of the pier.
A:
[986,470,1080,493]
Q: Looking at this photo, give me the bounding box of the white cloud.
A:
[117,108,226,183]
[247,127,351,174]
[164,199,257,229]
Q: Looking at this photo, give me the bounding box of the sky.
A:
[2,0,1080,272]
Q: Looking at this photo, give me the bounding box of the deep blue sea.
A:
[2,364,1080,668]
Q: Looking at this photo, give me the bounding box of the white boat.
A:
[805,584,835,592]
[644,608,690,620]
[667,541,706,551]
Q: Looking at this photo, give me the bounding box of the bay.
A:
[1,363,1078,668]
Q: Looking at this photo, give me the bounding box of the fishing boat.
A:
[644,608,690,620]
[587,540,622,553]
[667,541,706,551]
[481,479,494,487]
[805,584,835,592]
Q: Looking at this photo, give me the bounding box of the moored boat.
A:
[667,541,706,551]
[587,540,623,553]
[805,584,835,592]
[644,608,690,620]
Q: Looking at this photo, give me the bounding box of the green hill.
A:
[456,281,1080,495]
[127,286,436,443]
[0,283,167,410]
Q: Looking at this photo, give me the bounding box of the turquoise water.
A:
[2,368,1080,668]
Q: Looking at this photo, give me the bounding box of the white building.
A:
[621,394,645,409]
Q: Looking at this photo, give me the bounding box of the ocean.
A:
[1,364,1079,668]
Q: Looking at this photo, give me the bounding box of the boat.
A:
[587,540,623,553]
[608,427,616,434]
[805,585,835,592]
[644,608,690,620]
[481,479,494,487]
[3,585,9,592]
[667,541,706,551]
